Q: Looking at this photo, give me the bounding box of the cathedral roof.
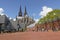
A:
[17,16,23,19]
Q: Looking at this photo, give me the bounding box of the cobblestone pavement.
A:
[0,31,60,40]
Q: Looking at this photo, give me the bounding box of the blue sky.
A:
[0,0,60,21]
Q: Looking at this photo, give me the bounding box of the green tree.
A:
[38,9,60,31]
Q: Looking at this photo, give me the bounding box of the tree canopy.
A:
[38,9,60,24]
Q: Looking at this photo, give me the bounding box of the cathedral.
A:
[0,6,35,33]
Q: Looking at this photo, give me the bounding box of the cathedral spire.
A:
[18,6,22,17]
[24,6,27,16]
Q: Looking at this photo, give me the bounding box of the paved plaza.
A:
[0,32,60,40]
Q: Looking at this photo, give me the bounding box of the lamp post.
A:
[0,25,1,33]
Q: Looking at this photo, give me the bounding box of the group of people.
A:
[35,25,60,32]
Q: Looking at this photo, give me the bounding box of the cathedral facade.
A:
[0,6,35,33]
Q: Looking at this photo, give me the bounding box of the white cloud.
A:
[34,19,39,23]
[39,6,53,18]
[0,8,4,13]
[32,13,39,23]
[9,17,12,20]
[0,8,9,17]
[0,8,5,16]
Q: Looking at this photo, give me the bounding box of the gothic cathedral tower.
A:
[18,6,22,17]
[24,6,27,16]
[16,6,23,24]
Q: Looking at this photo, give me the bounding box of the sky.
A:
[0,0,60,22]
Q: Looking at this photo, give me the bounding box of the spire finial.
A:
[18,5,22,16]
[24,6,27,16]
